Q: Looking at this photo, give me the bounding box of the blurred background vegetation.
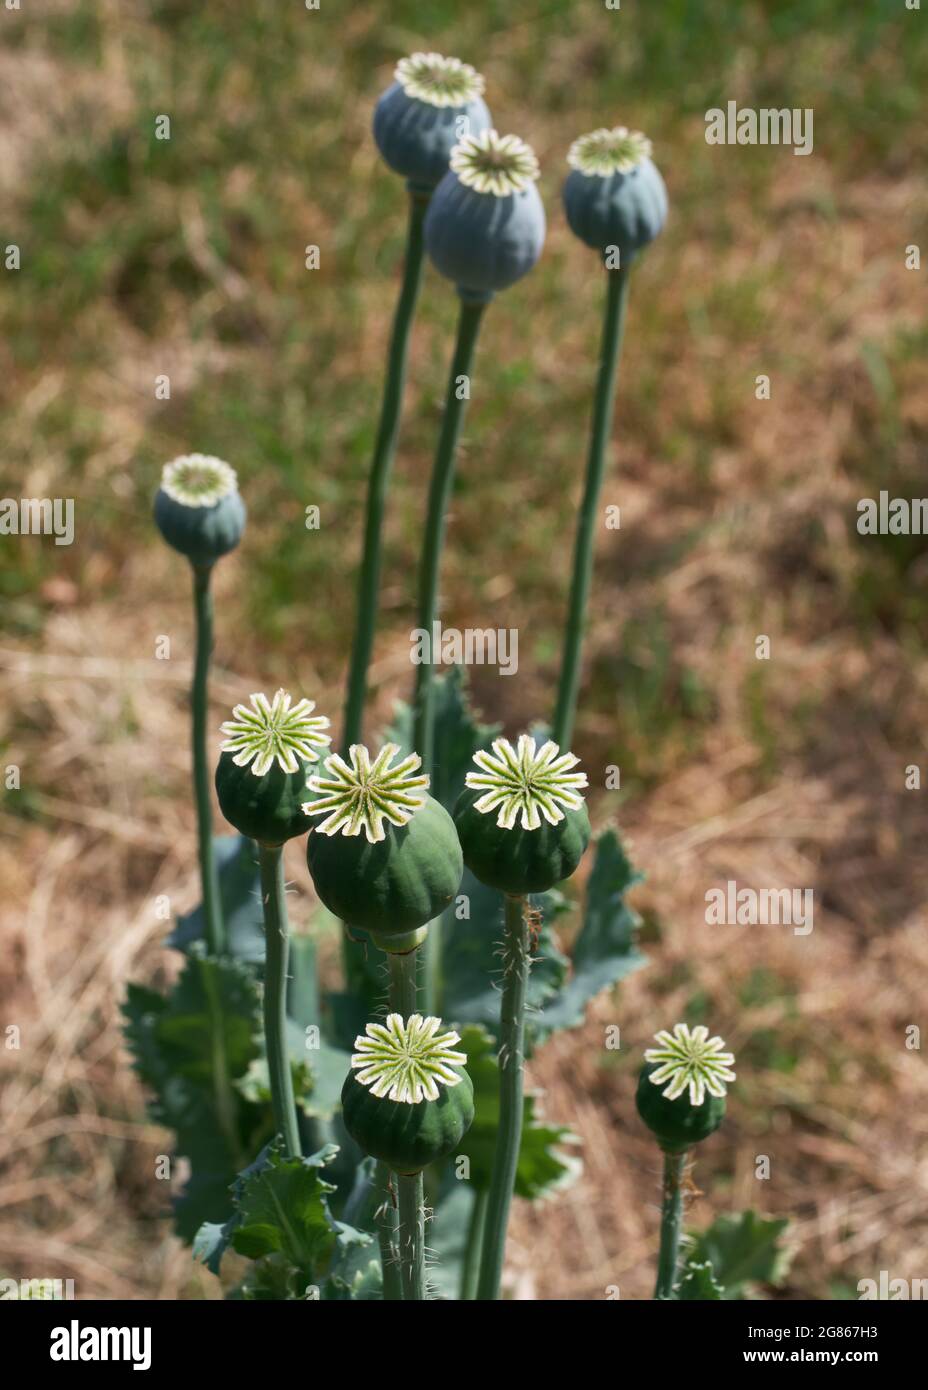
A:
[1,0,926,1299]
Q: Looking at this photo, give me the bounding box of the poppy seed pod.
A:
[153,454,246,568]
[303,744,463,952]
[636,1024,736,1152]
[215,690,332,845]
[425,130,546,302]
[373,52,491,193]
[563,127,667,264]
[453,735,590,896]
[342,1015,474,1173]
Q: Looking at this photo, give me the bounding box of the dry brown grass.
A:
[2,3,927,1301]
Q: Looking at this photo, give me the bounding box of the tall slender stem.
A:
[414,296,486,1020]
[257,843,301,1159]
[388,948,425,1300]
[412,297,487,772]
[552,266,631,749]
[654,1149,687,1299]
[374,1160,402,1302]
[198,954,243,1173]
[342,191,429,753]
[396,1173,425,1302]
[476,893,529,1300]
[388,948,419,1021]
[460,1188,488,1301]
[191,565,224,955]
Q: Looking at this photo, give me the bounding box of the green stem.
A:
[198,955,243,1173]
[374,1159,402,1302]
[388,947,419,1021]
[654,1149,687,1299]
[476,893,529,1300]
[342,191,429,754]
[423,913,442,1020]
[388,947,425,1300]
[460,1188,489,1301]
[397,1173,426,1303]
[191,565,224,955]
[257,843,301,1159]
[552,266,631,750]
[412,296,487,772]
[414,296,486,1020]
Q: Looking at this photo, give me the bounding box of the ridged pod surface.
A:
[306,794,462,940]
[453,786,590,895]
[425,174,545,301]
[563,157,667,262]
[635,1061,726,1152]
[153,488,246,567]
[374,83,491,191]
[215,751,311,846]
[341,1066,474,1173]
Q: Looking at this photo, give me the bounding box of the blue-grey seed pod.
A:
[153,454,245,567]
[562,127,667,264]
[425,130,546,302]
[373,53,491,193]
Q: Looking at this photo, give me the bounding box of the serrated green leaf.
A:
[205,1143,371,1298]
[230,1146,338,1278]
[239,1253,301,1301]
[456,1025,581,1198]
[427,1178,476,1301]
[123,949,268,1239]
[155,950,261,1087]
[442,871,570,1036]
[677,1258,725,1300]
[286,1016,351,1120]
[386,666,501,812]
[322,1258,383,1301]
[690,1211,794,1298]
[537,828,647,1038]
[168,835,265,964]
[192,1219,236,1277]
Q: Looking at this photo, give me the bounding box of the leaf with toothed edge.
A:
[455,1024,582,1198]
[194,1143,373,1298]
[676,1258,725,1300]
[122,948,271,1240]
[689,1211,794,1298]
[167,834,266,965]
[535,827,646,1039]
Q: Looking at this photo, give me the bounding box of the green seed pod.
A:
[341,1014,475,1174]
[215,690,331,845]
[453,734,590,895]
[636,1062,725,1153]
[562,127,667,265]
[153,454,246,567]
[636,1024,736,1152]
[303,744,462,946]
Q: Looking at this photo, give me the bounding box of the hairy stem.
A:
[192,565,224,955]
[257,843,301,1158]
[552,266,631,749]
[397,1173,426,1303]
[374,1160,402,1302]
[654,1149,687,1299]
[476,893,529,1300]
[342,191,429,753]
[388,947,425,1300]
[460,1188,489,1301]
